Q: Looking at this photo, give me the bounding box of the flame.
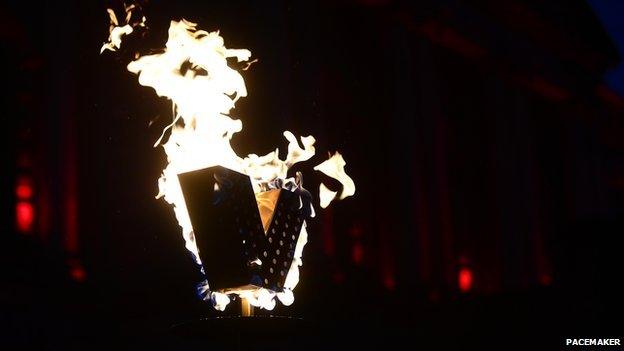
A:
[314,152,356,208]
[101,5,146,53]
[103,14,354,311]
[318,183,338,209]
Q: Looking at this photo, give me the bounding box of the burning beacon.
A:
[101,6,355,314]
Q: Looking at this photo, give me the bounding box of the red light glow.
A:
[383,275,396,290]
[351,242,364,265]
[16,177,33,199]
[70,266,87,282]
[539,274,552,286]
[16,201,35,233]
[458,267,473,292]
[67,259,87,282]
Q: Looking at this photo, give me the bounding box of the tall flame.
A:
[102,12,355,311]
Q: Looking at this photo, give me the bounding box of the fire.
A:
[315,152,356,208]
[100,4,145,53]
[102,8,354,311]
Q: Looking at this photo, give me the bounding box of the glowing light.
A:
[383,275,396,290]
[16,201,35,233]
[16,177,33,199]
[351,242,364,265]
[539,274,552,286]
[458,267,473,292]
[70,266,87,282]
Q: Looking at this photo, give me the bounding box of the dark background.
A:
[1,0,623,349]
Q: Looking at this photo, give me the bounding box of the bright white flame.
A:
[103,15,355,311]
[314,152,355,207]
[101,5,146,53]
[318,183,338,209]
[211,292,231,311]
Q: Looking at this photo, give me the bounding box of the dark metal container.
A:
[178,166,308,292]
